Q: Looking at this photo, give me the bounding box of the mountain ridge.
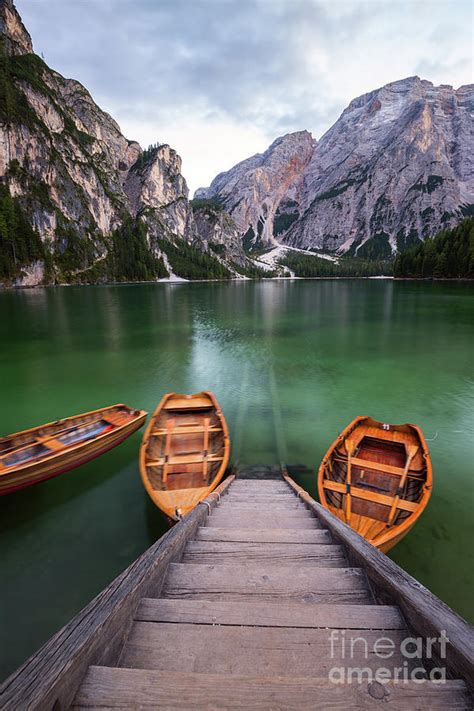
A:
[0,0,251,286]
[198,76,474,258]
[0,0,472,286]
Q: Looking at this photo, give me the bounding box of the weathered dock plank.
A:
[162,562,373,603]
[215,501,308,511]
[223,494,297,502]
[4,471,474,711]
[135,598,406,629]
[228,484,290,493]
[120,622,412,675]
[285,474,474,690]
[215,504,312,516]
[205,513,321,529]
[182,540,347,567]
[196,526,332,543]
[73,667,472,710]
[223,491,297,498]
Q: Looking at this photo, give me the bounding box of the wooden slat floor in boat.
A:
[73,474,472,709]
[149,471,212,491]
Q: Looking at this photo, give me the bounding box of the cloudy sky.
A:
[17,0,473,194]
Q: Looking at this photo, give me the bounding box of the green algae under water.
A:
[0,279,473,679]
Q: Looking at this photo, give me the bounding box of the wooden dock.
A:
[1,471,473,709]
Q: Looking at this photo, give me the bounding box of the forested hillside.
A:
[394,218,474,279]
[279,252,393,278]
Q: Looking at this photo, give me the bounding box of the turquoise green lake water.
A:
[1,279,473,679]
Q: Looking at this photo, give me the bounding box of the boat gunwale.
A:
[0,404,147,477]
[139,391,230,519]
[317,416,433,549]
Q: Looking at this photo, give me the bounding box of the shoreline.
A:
[2,276,474,292]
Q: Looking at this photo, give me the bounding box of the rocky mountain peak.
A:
[261,130,315,161]
[1,0,472,284]
[0,0,33,56]
[0,0,244,286]
[197,76,473,259]
[195,129,316,249]
[196,130,315,201]
[286,77,474,255]
[124,143,196,243]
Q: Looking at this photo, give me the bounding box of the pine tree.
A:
[393,218,474,278]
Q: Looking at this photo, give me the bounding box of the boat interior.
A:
[321,423,427,543]
[145,396,226,491]
[0,406,138,471]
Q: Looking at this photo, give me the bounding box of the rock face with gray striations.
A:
[198,78,474,257]
[195,131,315,250]
[1,0,138,251]
[124,144,197,243]
[288,77,474,256]
[1,0,472,286]
[0,0,31,55]
[191,200,246,266]
[0,0,228,285]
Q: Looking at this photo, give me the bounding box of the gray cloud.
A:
[16,0,473,191]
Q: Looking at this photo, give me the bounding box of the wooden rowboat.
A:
[317,416,432,552]
[0,404,147,496]
[140,391,230,520]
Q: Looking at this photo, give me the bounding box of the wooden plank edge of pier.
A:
[2,470,473,710]
[0,475,235,711]
[74,668,470,709]
[284,473,474,691]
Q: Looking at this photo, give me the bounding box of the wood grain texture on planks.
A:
[182,540,347,567]
[73,667,472,709]
[196,527,332,543]
[205,513,321,529]
[162,563,373,604]
[135,598,406,630]
[119,623,417,675]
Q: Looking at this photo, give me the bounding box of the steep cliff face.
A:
[0,0,31,56]
[286,77,474,256]
[195,131,315,250]
[199,78,474,257]
[191,198,248,264]
[0,1,136,283]
[124,143,197,246]
[0,0,217,285]
[2,0,471,285]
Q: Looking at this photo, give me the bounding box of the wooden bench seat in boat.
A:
[147,453,224,467]
[162,397,214,410]
[151,426,222,436]
[321,478,419,513]
[318,416,432,552]
[336,455,421,477]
